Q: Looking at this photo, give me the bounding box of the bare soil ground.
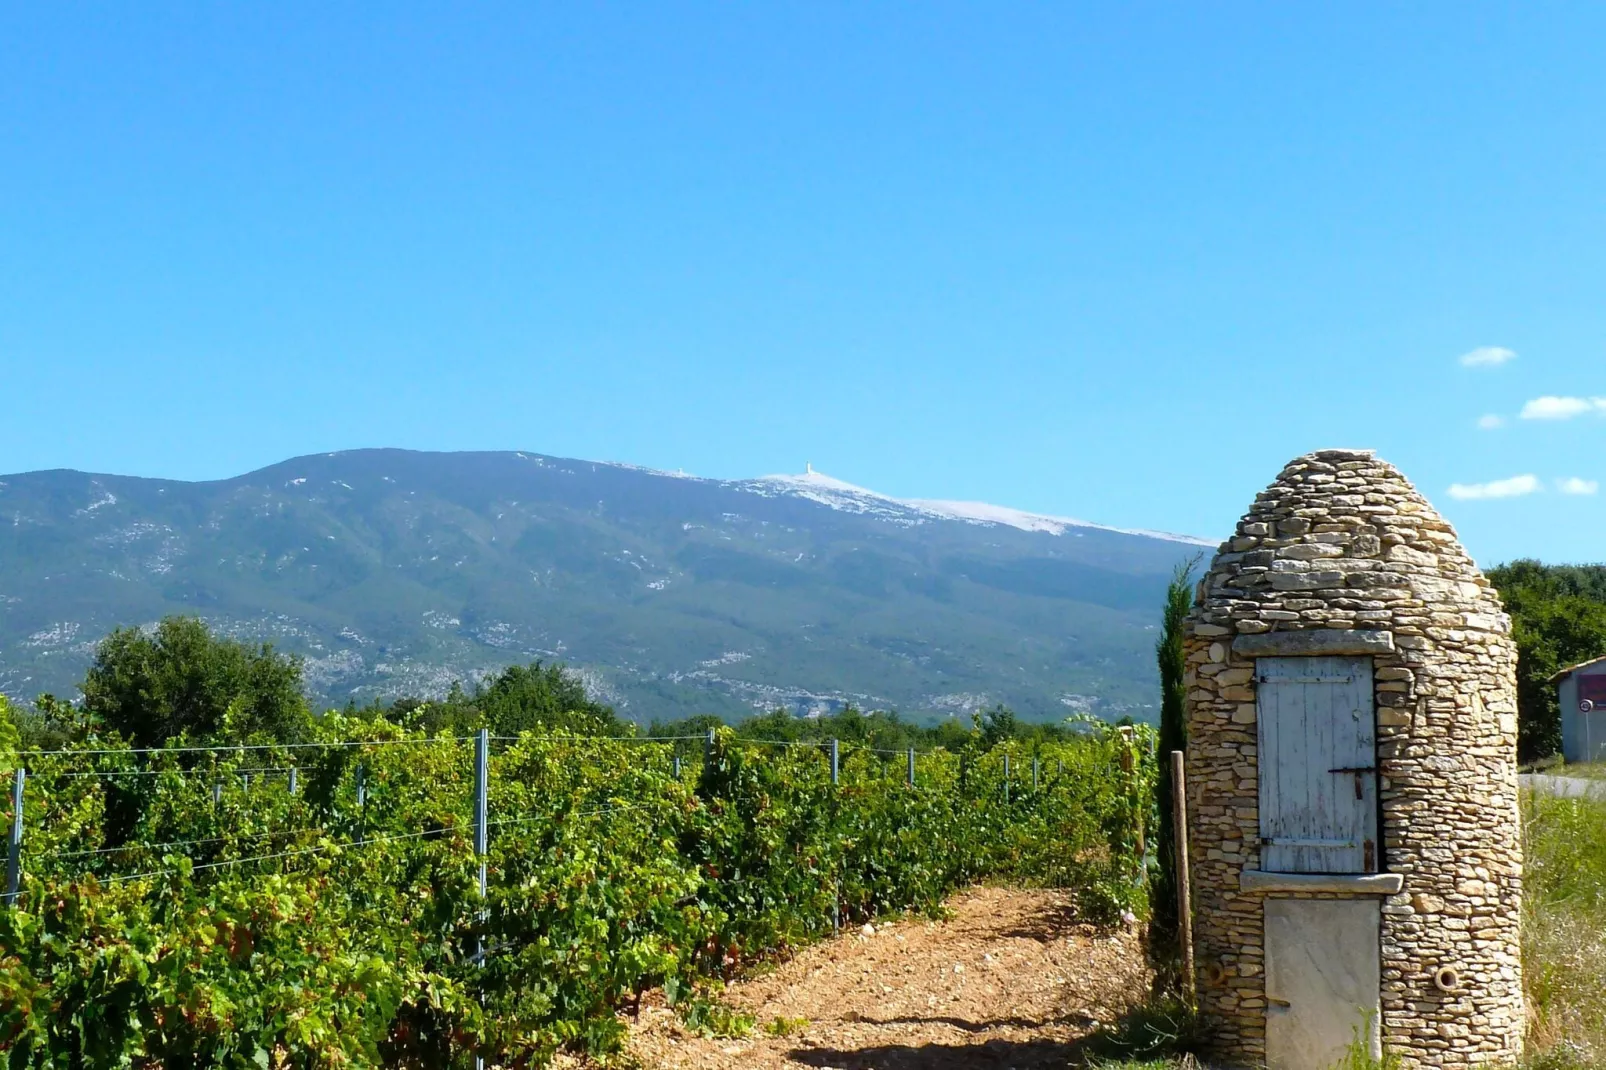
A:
[604,886,1153,1070]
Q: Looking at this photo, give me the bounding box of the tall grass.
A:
[1523,791,1606,1061]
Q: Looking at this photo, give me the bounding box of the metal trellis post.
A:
[829,737,840,933]
[288,766,298,795]
[1032,757,1040,791]
[907,747,916,787]
[673,753,682,779]
[355,763,366,808]
[474,728,489,887]
[212,780,222,805]
[4,768,24,908]
[474,728,489,1070]
[1003,755,1011,804]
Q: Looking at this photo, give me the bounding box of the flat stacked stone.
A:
[1184,449,1523,1067]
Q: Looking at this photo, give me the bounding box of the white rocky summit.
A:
[735,467,1210,545]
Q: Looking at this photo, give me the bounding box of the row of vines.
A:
[0,718,1155,1068]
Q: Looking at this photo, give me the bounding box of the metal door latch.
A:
[1330,765,1374,800]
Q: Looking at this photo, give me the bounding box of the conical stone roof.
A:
[1191,448,1509,644]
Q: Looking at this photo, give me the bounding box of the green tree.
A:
[0,695,17,773]
[1487,560,1606,761]
[80,616,310,748]
[472,662,626,737]
[1152,555,1200,969]
[979,704,1019,747]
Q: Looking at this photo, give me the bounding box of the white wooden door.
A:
[1257,656,1377,873]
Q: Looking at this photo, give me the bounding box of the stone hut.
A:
[1183,450,1523,1069]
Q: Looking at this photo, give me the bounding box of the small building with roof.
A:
[1550,656,1606,763]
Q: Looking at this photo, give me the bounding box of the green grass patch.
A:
[1523,790,1606,1062]
[1557,761,1606,780]
[762,1015,810,1037]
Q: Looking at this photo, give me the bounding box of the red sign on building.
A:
[1579,674,1606,712]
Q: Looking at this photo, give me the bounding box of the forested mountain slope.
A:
[0,449,1205,722]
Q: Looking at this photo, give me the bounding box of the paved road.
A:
[1519,773,1606,799]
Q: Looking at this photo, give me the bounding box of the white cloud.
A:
[1520,396,1606,420]
[1459,346,1517,367]
[1559,477,1600,496]
[1447,474,1542,500]
[1476,414,1505,430]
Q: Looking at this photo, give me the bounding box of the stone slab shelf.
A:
[1238,870,1404,895]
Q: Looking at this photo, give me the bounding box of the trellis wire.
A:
[49,765,296,780]
[56,824,329,860]
[104,824,460,884]
[9,736,1063,898]
[20,736,477,758]
[487,733,709,743]
[482,802,656,832]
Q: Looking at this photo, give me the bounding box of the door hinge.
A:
[1261,837,1360,848]
[1258,675,1355,684]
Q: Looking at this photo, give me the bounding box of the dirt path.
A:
[615,886,1151,1070]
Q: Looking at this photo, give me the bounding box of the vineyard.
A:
[0,717,1155,1068]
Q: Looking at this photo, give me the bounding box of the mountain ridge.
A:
[0,448,1205,722]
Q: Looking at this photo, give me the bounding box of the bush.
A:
[81,616,310,747]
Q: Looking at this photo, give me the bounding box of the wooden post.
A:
[1171,749,1196,1005]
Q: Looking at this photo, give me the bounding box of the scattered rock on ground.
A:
[574,885,1152,1070]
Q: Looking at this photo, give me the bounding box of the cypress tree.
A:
[1151,554,1200,969]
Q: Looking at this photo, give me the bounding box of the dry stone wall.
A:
[1184,449,1523,1067]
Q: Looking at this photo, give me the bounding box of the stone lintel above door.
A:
[1233,629,1395,658]
[1240,869,1404,895]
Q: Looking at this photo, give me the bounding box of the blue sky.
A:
[3,4,1606,565]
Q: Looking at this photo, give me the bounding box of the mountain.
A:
[0,450,1209,723]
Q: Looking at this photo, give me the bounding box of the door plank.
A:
[1257,656,1376,873]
